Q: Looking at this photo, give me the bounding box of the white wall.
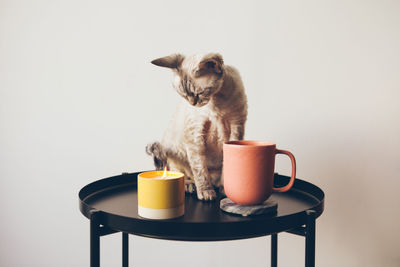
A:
[1,0,399,266]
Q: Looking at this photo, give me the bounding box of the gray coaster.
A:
[220,198,278,217]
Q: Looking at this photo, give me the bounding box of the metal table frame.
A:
[80,173,324,267]
[89,209,316,267]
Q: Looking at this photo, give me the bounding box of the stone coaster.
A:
[220,198,278,217]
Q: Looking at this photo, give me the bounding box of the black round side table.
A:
[79,172,324,267]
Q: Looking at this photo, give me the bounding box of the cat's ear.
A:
[151,54,184,69]
[197,53,224,75]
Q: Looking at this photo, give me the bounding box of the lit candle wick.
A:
[162,167,167,179]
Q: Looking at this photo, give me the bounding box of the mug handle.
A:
[272,149,296,193]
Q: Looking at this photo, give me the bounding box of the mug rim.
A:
[224,140,276,147]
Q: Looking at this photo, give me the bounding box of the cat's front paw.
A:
[197,188,217,201]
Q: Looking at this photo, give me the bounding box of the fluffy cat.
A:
[146,53,247,201]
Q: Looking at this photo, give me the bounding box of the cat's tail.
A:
[146,142,168,170]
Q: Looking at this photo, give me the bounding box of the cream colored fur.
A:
[147,53,247,201]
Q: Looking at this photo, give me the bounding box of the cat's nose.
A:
[192,95,199,105]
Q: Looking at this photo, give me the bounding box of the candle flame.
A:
[162,166,167,178]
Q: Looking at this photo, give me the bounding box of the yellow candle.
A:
[138,170,185,219]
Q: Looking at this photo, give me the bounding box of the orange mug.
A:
[223,141,296,205]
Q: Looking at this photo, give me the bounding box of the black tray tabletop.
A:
[79,172,324,241]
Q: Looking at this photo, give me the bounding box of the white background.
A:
[1,0,399,266]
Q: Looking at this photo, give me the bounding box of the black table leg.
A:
[271,233,278,267]
[90,214,100,267]
[305,210,316,267]
[122,232,129,267]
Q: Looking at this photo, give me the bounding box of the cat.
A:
[146,53,247,201]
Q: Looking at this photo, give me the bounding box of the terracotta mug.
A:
[223,141,296,205]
